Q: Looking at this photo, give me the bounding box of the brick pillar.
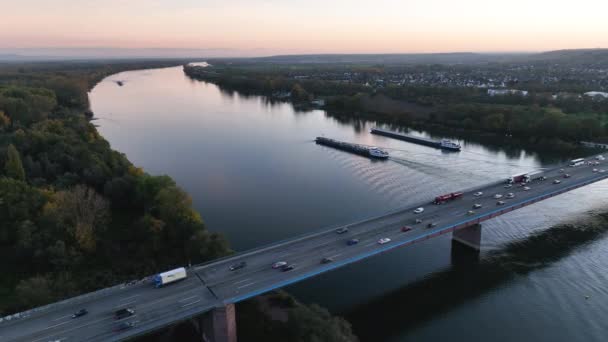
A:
[201,304,237,342]
[452,223,482,251]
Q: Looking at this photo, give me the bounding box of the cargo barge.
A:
[370,127,461,151]
[315,137,389,159]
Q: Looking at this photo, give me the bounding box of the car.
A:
[114,321,136,332]
[321,257,333,264]
[473,203,482,209]
[229,261,247,271]
[600,169,606,173]
[493,194,503,199]
[538,176,547,181]
[377,238,391,244]
[506,193,515,199]
[504,184,513,189]
[473,191,483,197]
[559,169,565,173]
[401,226,413,232]
[281,264,295,272]
[496,201,505,205]
[413,207,424,214]
[336,227,349,234]
[563,174,571,178]
[553,179,561,184]
[272,261,287,269]
[71,308,88,319]
[523,186,531,191]
[347,238,359,246]
[593,168,599,172]
[467,210,475,216]
[427,222,437,228]
[114,308,135,320]
[414,219,423,224]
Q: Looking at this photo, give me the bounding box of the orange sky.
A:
[1,0,607,55]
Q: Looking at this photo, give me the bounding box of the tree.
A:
[43,185,109,252]
[0,110,9,130]
[5,144,26,181]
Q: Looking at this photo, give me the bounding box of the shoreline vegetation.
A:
[0,60,357,341]
[183,56,608,157]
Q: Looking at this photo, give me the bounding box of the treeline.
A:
[185,63,608,146]
[0,60,231,312]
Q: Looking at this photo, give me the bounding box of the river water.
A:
[90,66,608,342]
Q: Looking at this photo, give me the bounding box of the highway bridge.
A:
[1,154,607,342]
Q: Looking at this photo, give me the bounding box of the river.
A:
[90,66,608,342]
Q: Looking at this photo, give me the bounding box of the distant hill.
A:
[225,52,527,65]
[523,49,608,66]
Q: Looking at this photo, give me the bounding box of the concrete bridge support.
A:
[451,224,482,266]
[199,304,237,342]
[452,223,482,251]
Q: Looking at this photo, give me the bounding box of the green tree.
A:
[5,144,26,181]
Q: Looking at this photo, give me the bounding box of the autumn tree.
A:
[43,185,109,252]
[5,144,26,181]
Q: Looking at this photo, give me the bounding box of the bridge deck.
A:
[1,155,607,341]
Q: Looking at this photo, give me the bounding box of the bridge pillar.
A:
[200,304,237,342]
[452,223,482,251]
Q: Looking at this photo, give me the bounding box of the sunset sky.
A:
[2,0,607,56]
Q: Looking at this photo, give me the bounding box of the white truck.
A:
[153,267,187,287]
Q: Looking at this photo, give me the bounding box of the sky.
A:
[1,0,607,56]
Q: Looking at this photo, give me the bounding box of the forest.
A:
[0,60,357,341]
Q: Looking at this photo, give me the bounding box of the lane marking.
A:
[119,294,140,302]
[178,295,198,302]
[114,300,136,309]
[43,320,71,330]
[181,299,201,307]
[52,314,72,321]
[30,317,110,342]
[329,253,342,258]
[233,278,251,285]
[237,282,255,289]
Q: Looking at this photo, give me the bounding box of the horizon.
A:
[2,0,607,57]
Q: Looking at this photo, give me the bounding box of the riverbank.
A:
[0,61,357,341]
[183,63,606,157]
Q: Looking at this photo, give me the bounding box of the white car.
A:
[473,203,482,209]
[473,191,483,197]
[600,169,606,173]
[593,168,599,173]
[272,261,287,269]
[523,186,531,191]
[506,193,515,199]
[493,194,503,199]
[504,184,513,189]
[413,207,424,214]
[377,238,391,245]
[553,180,561,184]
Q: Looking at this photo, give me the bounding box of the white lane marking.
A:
[234,278,252,285]
[30,317,110,342]
[364,242,376,247]
[119,294,140,302]
[178,295,199,302]
[114,300,136,308]
[181,299,201,307]
[52,314,72,321]
[237,282,255,289]
[43,320,71,330]
[329,253,342,258]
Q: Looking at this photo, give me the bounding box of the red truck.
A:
[433,192,463,204]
